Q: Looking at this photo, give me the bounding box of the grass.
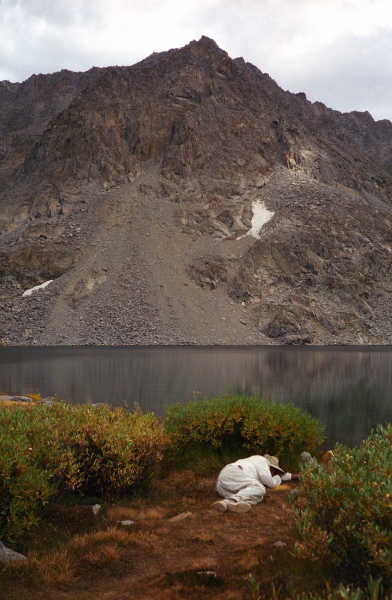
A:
[1,397,387,599]
[0,468,307,600]
[2,457,386,600]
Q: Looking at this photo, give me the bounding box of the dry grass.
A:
[84,543,123,565]
[39,552,77,587]
[70,526,134,550]
[133,529,159,543]
[0,399,30,407]
[106,504,166,522]
[28,550,78,588]
[0,471,309,600]
[191,533,215,544]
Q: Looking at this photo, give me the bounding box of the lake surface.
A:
[0,346,391,449]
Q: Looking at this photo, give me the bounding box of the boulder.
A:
[0,541,26,563]
[0,395,32,402]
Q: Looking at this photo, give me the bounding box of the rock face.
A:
[1,36,392,345]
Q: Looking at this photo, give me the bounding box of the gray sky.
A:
[1,0,392,122]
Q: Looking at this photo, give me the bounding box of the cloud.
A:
[0,0,391,121]
[0,0,107,78]
[289,27,392,119]
[212,0,392,120]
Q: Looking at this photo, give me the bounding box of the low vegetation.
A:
[164,392,324,471]
[292,423,392,593]
[0,401,169,543]
[0,394,390,599]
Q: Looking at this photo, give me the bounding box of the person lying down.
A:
[213,454,299,514]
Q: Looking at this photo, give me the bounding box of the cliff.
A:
[1,36,392,345]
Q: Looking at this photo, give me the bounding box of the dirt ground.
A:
[0,471,312,600]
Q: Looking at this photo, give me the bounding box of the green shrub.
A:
[0,402,169,543]
[0,402,78,542]
[164,393,324,470]
[295,577,389,600]
[0,434,55,543]
[292,424,392,592]
[45,403,170,498]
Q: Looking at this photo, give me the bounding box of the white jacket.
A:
[230,455,292,487]
[216,455,292,504]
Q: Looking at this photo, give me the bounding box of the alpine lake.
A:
[1,345,391,450]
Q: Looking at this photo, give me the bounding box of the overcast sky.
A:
[1,0,391,122]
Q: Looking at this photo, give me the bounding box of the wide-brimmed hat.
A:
[264,454,285,474]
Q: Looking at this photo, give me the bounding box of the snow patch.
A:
[22,280,53,297]
[237,200,274,240]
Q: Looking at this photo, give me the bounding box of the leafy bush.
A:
[0,436,55,544]
[164,393,324,470]
[0,402,169,543]
[295,577,388,600]
[46,403,170,497]
[292,424,392,592]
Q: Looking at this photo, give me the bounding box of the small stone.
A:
[168,511,192,522]
[300,452,318,467]
[40,398,53,405]
[196,482,208,490]
[119,520,135,526]
[92,504,101,516]
[273,541,287,548]
[300,452,312,463]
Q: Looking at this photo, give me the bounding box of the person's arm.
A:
[249,456,297,488]
[261,472,282,488]
[256,459,282,488]
[281,473,300,481]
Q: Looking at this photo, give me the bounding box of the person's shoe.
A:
[213,500,228,512]
[227,501,251,513]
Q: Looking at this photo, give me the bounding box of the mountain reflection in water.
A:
[0,346,391,449]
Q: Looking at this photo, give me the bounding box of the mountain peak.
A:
[1,39,392,346]
[190,35,220,48]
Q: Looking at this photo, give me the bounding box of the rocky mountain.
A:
[1,36,392,345]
